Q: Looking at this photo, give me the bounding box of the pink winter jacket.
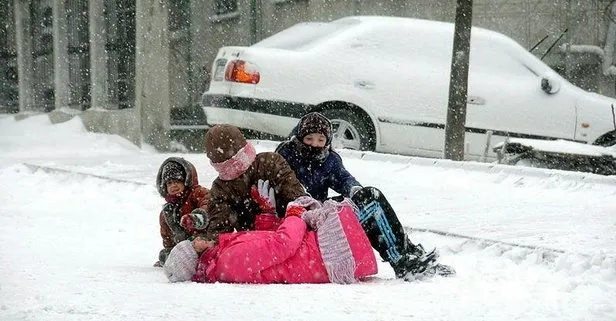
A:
[192,205,377,284]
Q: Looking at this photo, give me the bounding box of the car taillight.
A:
[225,60,260,84]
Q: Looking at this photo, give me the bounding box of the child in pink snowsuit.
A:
[163,199,378,284]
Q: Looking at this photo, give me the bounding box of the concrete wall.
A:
[80,108,141,145]
[13,0,36,111]
[134,0,172,150]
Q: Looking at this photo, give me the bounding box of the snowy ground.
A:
[1,114,615,321]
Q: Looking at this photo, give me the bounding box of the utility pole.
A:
[250,0,258,44]
[563,0,573,81]
[444,0,473,161]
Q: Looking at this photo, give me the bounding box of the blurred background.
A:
[1,0,614,150]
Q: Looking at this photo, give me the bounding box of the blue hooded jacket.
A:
[276,113,361,202]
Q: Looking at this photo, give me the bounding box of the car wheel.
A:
[321,109,374,151]
[593,131,616,147]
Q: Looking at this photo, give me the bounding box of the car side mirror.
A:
[540,75,561,94]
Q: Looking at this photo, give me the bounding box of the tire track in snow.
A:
[23,163,150,186]
[410,229,616,285]
[409,227,565,257]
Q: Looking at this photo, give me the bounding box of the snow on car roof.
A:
[257,15,518,50]
[253,19,360,51]
[253,15,554,76]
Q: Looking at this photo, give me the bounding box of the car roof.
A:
[332,16,554,75]
[253,15,555,77]
[334,16,518,48]
[258,15,520,51]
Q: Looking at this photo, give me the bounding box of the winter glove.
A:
[162,202,180,218]
[285,195,321,218]
[285,205,305,218]
[180,208,209,232]
[301,200,340,231]
[162,202,189,244]
[250,179,276,214]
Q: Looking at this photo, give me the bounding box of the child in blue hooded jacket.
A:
[275,112,455,281]
[275,112,361,202]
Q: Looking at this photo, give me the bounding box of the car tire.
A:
[593,131,616,147]
[321,109,375,151]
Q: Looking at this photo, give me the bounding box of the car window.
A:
[253,20,359,51]
[470,41,536,78]
[345,24,453,63]
[348,24,536,79]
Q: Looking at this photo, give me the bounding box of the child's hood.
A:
[156,157,200,197]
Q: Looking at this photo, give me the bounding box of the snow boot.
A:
[392,242,455,280]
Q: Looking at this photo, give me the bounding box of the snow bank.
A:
[0,115,153,163]
[2,166,615,321]
[252,140,616,191]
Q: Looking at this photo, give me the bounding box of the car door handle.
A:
[354,80,375,89]
[468,95,485,105]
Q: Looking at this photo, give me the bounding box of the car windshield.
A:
[253,19,359,51]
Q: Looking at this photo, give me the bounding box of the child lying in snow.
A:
[163,184,378,284]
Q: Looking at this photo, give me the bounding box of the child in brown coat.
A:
[154,157,210,266]
[197,124,309,242]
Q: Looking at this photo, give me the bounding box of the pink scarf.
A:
[210,142,256,181]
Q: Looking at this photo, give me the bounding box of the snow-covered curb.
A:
[251,140,616,186]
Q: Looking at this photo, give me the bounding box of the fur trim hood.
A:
[156,157,200,197]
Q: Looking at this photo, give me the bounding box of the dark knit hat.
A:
[162,161,186,184]
[297,112,332,143]
[205,124,248,163]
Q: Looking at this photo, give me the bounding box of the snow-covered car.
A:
[201,16,616,160]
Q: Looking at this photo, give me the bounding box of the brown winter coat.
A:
[204,151,307,241]
[157,157,210,249]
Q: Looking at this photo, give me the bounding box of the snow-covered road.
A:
[1,115,615,321]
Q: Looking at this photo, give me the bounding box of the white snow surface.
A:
[1,114,615,321]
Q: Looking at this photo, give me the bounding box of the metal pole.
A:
[52,0,70,110]
[250,0,258,44]
[444,0,473,161]
[14,0,36,111]
[564,0,572,80]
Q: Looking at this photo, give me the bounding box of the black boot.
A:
[391,238,456,280]
[390,239,457,280]
[155,248,172,267]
